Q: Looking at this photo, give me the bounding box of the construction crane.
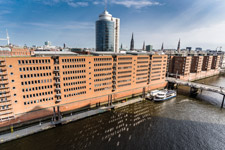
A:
[0,29,10,45]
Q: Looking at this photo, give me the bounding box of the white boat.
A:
[153,90,176,102]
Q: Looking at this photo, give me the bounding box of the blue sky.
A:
[0,0,225,50]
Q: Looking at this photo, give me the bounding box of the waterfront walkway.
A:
[166,77,225,95]
[0,97,143,144]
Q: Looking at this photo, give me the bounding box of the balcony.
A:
[56,93,61,97]
[0,107,12,112]
[0,99,10,103]
[0,87,9,90]
[0,81,8,85]
[0,64,6,67]
[0,77,8,81]
[55,88,61,91]
[53,69,60,73]
[54,81,60,85]
[0,72,7,76]
[0,94,10,98]
[0,111,13,116]
[54,76,60,79]
[0,68,6,71]
[56,99,61,102]
[0,103,11,107]
[0,60,5,62]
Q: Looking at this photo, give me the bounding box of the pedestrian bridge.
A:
[166,77,225,95]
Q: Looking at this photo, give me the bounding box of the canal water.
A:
[1,75,225,150]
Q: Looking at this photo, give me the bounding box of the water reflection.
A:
[1,75,225,150]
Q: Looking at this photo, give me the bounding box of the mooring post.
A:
[221,95,225,109]
[57,106,61,121]
[53,106,56,122]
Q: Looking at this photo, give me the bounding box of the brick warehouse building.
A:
[168,55,220,81]
[0,53,167,127]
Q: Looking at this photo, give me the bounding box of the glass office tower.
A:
[96,11,115,52]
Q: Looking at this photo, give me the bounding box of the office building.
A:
[96,10,120,53]
[0,53,167,127]
[146,45,153,52]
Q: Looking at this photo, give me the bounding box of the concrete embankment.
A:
[0,97,143,144]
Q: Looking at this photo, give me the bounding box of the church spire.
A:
[130,33,134,50]
[177,39,180,53]
[161,43,164,51]
[142,41,145,51]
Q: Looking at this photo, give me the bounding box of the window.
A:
[12,80,15,83]
[10,72,13,75]
[13,87,15,89]
[9,65,12,68]
[15,100,17,103]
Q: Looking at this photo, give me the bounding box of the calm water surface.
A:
[1,75,225,150]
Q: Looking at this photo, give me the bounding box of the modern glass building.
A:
[96,11,116,52]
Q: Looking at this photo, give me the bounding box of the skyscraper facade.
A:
[96,10,120,52]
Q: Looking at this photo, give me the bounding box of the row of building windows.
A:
[23,91,53,99]
[137,57,149,60]
[94,73,111,77]
[94,68,111,72]
[118,75,132,79]
[94,82,111,87]
[22,85,52,92]
[118,71,132,74]
[137,73,148,76]
[62,58,85,63]
[136,80,148,84]
[152,67,161,70]
[94,77,111,82]
[63,70,86,75]
[118,66,132,70]
[151,71,161,74]
[118,79,131,83]
[94,87,111,92]
[63,81,86,87]
[94,58,112,61]
[62,64,85,69]
[21,79,52,85]
[64,86,86,92]
[0,105,10,110]
[151,78,161,81]
[24,97,54,105]
[118,83,131,87]
[20,72,52,79]
[63,75,86,81]
[137,69,148,72]
[136,76,148,80]
[118,62,132,65]
[22,85,53,92]
[94,63,112,67]
[64,91,86,98]
[18,59,50,65]
[118,57,132,60]
[19,66,51,72]
[137,61,149,64]
[137,65,148,68]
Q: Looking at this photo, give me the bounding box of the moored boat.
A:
[153,90,176,102]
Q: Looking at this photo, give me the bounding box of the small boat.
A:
[146,90,160,100]
[153,90,176,102]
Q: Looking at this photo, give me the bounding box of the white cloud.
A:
[111,0,161,9]
[36,0,89,7]
[25,21,94,30]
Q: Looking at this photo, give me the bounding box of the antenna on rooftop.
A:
[105,0,107,11]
